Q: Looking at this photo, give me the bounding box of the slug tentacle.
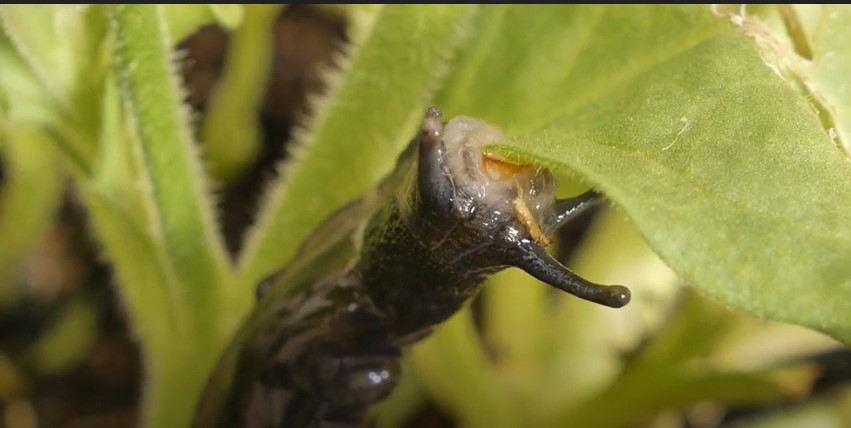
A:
[415,107,456,218]
[508,239,631,308]
[548,189,604,232]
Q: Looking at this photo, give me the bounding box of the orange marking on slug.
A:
[482,154,528,180]
[512,196,551,247]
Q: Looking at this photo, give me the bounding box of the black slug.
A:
[194,107,630,427]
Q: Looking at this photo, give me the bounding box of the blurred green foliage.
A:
[0,4,848,428]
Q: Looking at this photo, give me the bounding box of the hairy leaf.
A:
[111,4,232,319]
[427,4,851,343]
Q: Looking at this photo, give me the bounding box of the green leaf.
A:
[725,385,851,428]
[0,6,108,170]
[483,268,550,369]
[0,126,63,299]
[25,296,98,375]
[161,4,244,43]
[238,4,476,287]
[551,289,818,426]
[808,5,851,152]
[427,5,851,342]
[0,5,106,108]
[208,4,244,31]
[80,184,196,427]
[635,291,737,367]
[111,4,233,322]
[0,35,58,125]
[411,310,519,428]
[200,4,283,183]
[552,365,816,428]
[79,78,208,425]
[543,208,681,411]
[109,6,241,425]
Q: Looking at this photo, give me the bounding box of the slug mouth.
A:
[422,110,557,245]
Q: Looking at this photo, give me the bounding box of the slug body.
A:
[194,107,630,427]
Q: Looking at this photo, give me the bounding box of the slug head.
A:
[413,107,630,308]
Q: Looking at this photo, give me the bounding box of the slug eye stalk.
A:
[510,187,630,308]
[510,238,631,308]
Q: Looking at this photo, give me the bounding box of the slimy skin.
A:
[193,107,630,428]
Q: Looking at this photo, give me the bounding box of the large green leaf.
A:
[427,5,851,342]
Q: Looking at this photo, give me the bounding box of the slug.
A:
[194,107,631,427]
